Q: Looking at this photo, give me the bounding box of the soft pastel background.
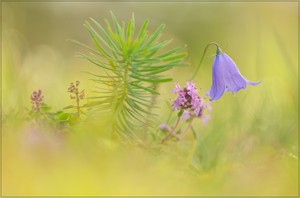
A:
[2,2,298,196]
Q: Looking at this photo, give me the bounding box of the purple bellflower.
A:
[209,47,260,101]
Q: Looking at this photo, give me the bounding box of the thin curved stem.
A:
[190,42,222,80]
[179,116,195,139]
[75,91,80,117]
[161,117,181,144]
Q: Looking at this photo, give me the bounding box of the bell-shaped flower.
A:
[209,51,260,101]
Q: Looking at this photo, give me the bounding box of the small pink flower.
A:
[201,114,211,125]
[172,82,182,94]
[171,81,211,124]
[182,110,190,121]
[159,123,170,132]
[30,89,44,112]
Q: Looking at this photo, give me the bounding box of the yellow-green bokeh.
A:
[2,2,298,196]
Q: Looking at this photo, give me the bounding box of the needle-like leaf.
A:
[73,12,186,141]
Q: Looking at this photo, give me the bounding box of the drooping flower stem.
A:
[161,117,181,144]
[191,42,222,80]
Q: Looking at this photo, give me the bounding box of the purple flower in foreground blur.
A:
[159,123,170,132]
[172,82,211,124]
[209,51,260,101]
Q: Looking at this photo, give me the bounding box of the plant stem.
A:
[179,116,195,139]
[191,42,222,80]
[143,83,158,136]
[75,92,80,117]
[161,117,181,144]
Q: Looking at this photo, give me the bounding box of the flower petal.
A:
[172,82,182,93]
[223,53,261,91]
[159,124,170,132]
[221,53,248,92]
[246,80,261,86]
[209,54,226,101]
[182,110,190,121]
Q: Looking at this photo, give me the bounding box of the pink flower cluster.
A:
[30,89,44,112]
[172,82,211,124]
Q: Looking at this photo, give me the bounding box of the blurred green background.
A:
[2,2,298,196]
